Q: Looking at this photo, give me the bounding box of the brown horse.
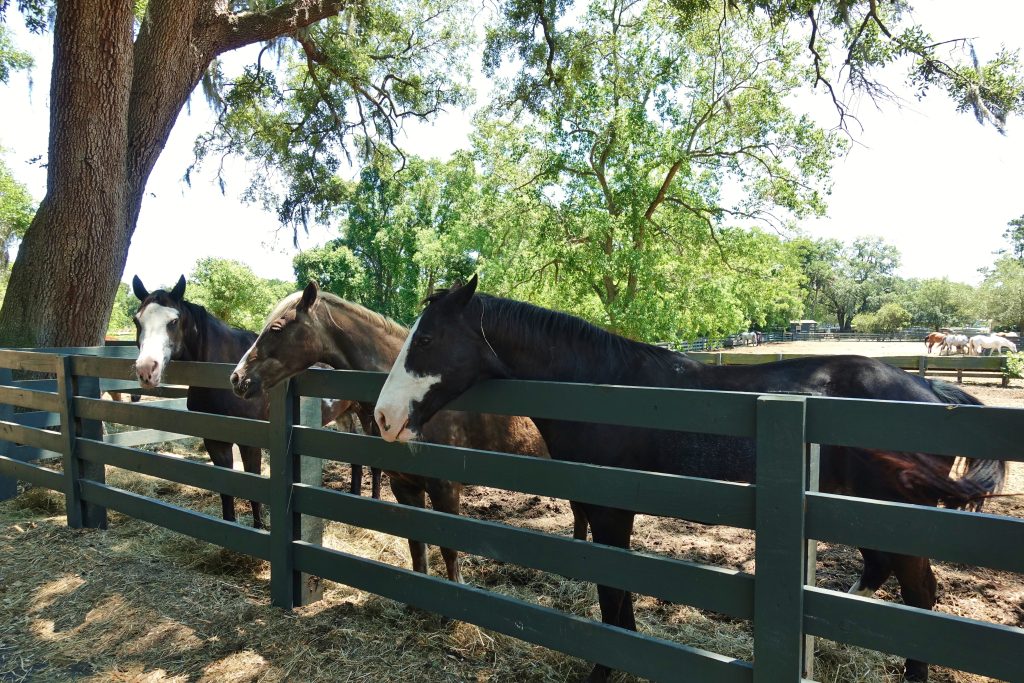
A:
[229,282,586,582]
[132,275,380,529]
[925,331,946,354]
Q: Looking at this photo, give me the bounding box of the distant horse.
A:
[738,331,758,346]
[924,331,946,354]
[941,333,970,355]
[229,282,584,582]
[970,334,1017,356]
[131,275,380,529]
[374,276,1005,683]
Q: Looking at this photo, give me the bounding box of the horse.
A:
[228,282,585,582]
[738,331,758,346]
[131,275,381,529]
[373,276,1006,683]
[941,333,970,355]
[924,331,946,354]
[970,334,1017,356]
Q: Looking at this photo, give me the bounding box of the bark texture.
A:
[0,0,349,348]
[0,1,134,347]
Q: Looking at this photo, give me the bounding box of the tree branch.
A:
[215,0,352,54]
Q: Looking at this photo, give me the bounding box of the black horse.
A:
[131,275,380,528]
[373,276,1006,683]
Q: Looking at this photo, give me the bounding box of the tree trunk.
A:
[0,1,135,347]
[0,0,349,348]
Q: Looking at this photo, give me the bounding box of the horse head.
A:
[376,275,505,442]
[131,274,191,387]
[230,282,324,399]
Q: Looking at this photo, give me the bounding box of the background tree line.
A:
[94,190,1024,343]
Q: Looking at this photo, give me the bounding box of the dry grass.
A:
[1,367,1021,682]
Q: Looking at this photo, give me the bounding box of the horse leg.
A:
[238,445,265,529]
[849,548,893,596]
[892,554,937,681]
[389,476,428,574]
[204,439,237,524]
[570,501,589,540]
[350,463,363,495]
[426,478,464,583]
[582,505,637,683]
[370,467,382,499]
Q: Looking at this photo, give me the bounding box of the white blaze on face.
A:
[375,317,440,443]
[135,303,178,387]
[232,341,258,380]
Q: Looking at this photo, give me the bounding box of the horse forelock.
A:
[265,291,305,328]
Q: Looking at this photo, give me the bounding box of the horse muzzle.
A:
[135,358,162,388]
[374,407,419,443]
[230,371,260,399]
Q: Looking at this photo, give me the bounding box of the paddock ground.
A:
[1,346,1021,682]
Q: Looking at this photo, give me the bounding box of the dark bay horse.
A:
[131,275,380,529]
[374,276,1006,683]
[229,282,585,582]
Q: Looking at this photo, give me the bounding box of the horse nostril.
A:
[230,372,239,387]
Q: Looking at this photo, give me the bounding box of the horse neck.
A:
[476,296,698,385]
[314,299,407,372]
[181,303,253,364]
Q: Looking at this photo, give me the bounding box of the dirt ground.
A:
[0,342,1022,682]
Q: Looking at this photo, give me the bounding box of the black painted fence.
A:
[0,346,1022,682]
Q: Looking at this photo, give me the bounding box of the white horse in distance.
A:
[941,334,971,355]
[969,334,1017,355]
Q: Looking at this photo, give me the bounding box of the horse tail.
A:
[921,379,1007,511]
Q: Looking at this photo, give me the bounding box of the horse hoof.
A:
[903,661,928,682]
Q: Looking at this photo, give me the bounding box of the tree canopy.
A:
[187,257,294,331]
[1,0,1023,347]
[0,150,35,274]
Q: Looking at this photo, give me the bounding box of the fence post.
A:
[297,394,325,605]
[917,356,927,377]
[803,443,821,679]
[753,395,809,682]
[0,367,15,501]
[57,356,107,529]
[269,380,300,608]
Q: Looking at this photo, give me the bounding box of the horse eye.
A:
[415,335,432,348]
[168,319,178,328]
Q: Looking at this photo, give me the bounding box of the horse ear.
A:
[298,281,319,311]
[448,273,478,308]
[132,275,149,302]
[170,275,186,300]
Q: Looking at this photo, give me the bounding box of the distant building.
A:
[789,319,817,333]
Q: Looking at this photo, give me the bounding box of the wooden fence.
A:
[0,347,1022,682]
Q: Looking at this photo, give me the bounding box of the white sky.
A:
[1,1,1023,288]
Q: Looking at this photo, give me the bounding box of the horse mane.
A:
[460,292,685,379]
[268,290,406,337]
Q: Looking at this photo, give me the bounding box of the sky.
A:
[2,2,1023,289]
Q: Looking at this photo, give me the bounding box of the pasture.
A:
[726,340,996,360]
[0,341,1022,682]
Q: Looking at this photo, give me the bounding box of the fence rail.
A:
[0,347,1021,682]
